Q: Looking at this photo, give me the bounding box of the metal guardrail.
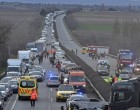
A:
[54,15,111,101]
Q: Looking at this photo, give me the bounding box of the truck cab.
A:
[7,59,25,75]
[68,70,86,93]
[117,50,135,70]
[110,77,140,110]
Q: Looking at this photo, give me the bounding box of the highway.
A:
[3,14,98,110]
[55,14,140,79]
[1,12,140,110]
[55,14,117,77]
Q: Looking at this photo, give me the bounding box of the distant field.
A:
[69,11,140,55]
[78,23,113,32]
[0,9,44,55]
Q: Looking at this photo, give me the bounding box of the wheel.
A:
[56,98,59,102]
[18,95,21,100]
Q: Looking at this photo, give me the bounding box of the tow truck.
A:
[86,45,109,57]
[109,77,140,110]
[117,49,135,70]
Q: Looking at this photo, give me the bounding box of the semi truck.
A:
[26,42,36,50]
[82,45,109,56]
[35,39,46,55]
[18,50,32,67]
[117,49,135,70]
[7,59,26,75]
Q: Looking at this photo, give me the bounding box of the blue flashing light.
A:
[77,92,83,95]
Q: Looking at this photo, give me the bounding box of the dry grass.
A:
[70,11,140,55]
[0,9,44,56]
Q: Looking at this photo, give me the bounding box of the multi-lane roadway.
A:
[56,14,117,77]
[3,14,98,110]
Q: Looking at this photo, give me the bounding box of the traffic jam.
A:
[1,10,140,110]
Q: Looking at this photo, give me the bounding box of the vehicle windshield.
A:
[0,86,5,91]
[7,73,19,77]
[33,68,43,72]
[7,67,19,72]
[9,81,18,85]
[20,81,35,88]
[70,76,85,82]
[120,54,133,60]
[50,77,59,80]
[31,49,38,53]
[98,65,108,70]
[136,60,140,64]
[120,72,129,74]
[70,96,85,101]
[23,59,29,64]
[58,85,74,91]
[0,78,12,83]
[31,72,41,75]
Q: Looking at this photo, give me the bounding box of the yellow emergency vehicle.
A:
[81,47,88,54]
[18,76,38,100]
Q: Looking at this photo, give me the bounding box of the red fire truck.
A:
[117,49,135,70]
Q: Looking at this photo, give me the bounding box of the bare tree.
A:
[0,19,12,44]
[113,18,121,36]
[0,18,12,69]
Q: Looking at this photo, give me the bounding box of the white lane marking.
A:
[5,95,14,110]
[50,88,52,92]
[51,97,53,102]
[48,88,51,110]
[11,95,18,110]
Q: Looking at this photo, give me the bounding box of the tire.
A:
[56,98,59,102]
[18,96,21,100]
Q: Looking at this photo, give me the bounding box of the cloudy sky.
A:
[0,0,140,6]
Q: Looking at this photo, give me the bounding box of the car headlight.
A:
[2,92,6,96]
[83,85,86,87]
[6,88,9,93]
[0,101,2,105]
[120,64,123,66]
[135,68,140,71]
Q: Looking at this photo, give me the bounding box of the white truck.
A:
[96,46,109,55]
[18,50,32,67]
[35,39,46,55]
[7,59,26,75]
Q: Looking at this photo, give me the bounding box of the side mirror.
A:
[56,89,58,91]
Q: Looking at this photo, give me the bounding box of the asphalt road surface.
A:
[4,17,98,110]
[55,14,140,79]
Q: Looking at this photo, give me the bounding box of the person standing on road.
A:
[30,89,38,107]
[46,51,49,58]
[56,61,61,73]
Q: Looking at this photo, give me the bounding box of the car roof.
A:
[0,85,5,87]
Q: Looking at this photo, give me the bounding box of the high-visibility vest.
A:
[108,77,112,83]
[30,91,37,100]
[118,77,122,81]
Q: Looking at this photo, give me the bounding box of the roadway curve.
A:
[55,14,117,77]
[5,17,98,110]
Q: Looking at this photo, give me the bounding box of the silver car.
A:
[66,94,87,110]
[0,85,8,101]
[46,76,60,87]
[120,71,132,80]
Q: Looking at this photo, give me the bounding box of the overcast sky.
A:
[0,0,140,6]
